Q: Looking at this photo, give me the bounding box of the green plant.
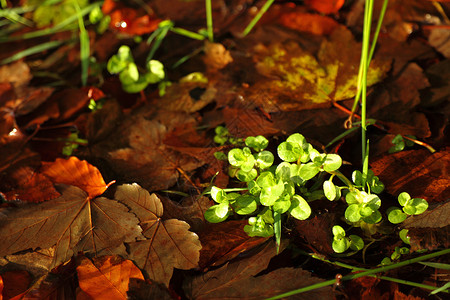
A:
[107,45,166,94]
[205,131,429,253]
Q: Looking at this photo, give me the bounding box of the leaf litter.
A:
[0,0,449,298]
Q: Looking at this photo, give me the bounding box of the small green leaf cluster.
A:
[213,126,243,146]
[205,133,344,250]
[107,45,165,94]
[332,225,364,253]
[389,134,416,153]
[88,6,110,34]
[387,192,428,224]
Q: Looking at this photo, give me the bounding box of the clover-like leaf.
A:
[387,206,407,224]
[115,184,201,286]
[323,180,337,201]
[228,148,246,167]
[345,204,361,222]
[236,168,258,182]
[362,209,382,224]
[349,235,364,251]
[403,198,428,215]
[322,154,342,172]
[289,195,311,220]
[255,150,274,170]
[233,195,258,215]
[277,141,302,162]
[298,162,320,180]
[245,135,269,152]
[205,203,230,223]
[398,192,411,206]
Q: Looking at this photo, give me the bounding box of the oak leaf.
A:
[0,184,143,267]
[77,255,144,300]
[114,184,201,286]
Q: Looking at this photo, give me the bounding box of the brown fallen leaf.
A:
[370,148,450,203]
[77,255,144,300]
[196,220,269,269]
[0,184,144,267]
[0,270,31,300]
[127,278,173,300]
[41,156,115,200]
[184,241,333,299]
[114,184,201,286]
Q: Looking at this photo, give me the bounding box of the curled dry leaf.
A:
[0,184,144,267]
[115,184,201,286]
[203,42,233,72]
[77,255,144,300]
[41,156,115,200]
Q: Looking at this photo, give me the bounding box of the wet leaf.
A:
[305,0,345,14]
[0,184,143,267]
[41,156,115,200]
[371,148,450,203]
[196,220,269,269]
[249,26,390,111]
[185,241,332,299]
[77,255,144,300]
[114,184,201,286]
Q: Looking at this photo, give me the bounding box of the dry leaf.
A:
[127,278,172,300]
[41,157,114,200]
[77,256,144,300]
[304,0,344,14]
[185,241,332,299]
[0,270,31,300]
[114,184,201,286]
[0,184,143,267]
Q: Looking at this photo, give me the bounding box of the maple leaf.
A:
[184,241,333,299]
[77,255,144,299]
[0,184,144,267]
[114,184,201,286]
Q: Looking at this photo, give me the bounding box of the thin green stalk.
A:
[205,0,213,42]
[74,0,89,86]
[0,39,67,65]
[146,22,173,62]
[170,27,206,41]
[241,0,274,37]
[0,2,102,43]
[267,248,450,299]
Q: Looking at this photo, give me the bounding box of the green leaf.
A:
[204,203,230,223]
[119,63,140,84]
[362,209,382,224]
[248,180,261,196]
[298,162,320,180]
[332,225,346,237]
[255,151,274,170]
[332,237,350,253]
[345,204,361,222]
[236,168,258,182]
[289,195,311,220]
[323,180,337,201]
[403,198,428,215]
[211,186,226,203]
[274,211,282,253]
[389,134,405,153]
[322,154,342,172]
[256,171,276,187]
[233,195,258,215]
[260,179,284,206]
[387,206,407,224]
[275,162,292,182]
[352,170,363,186]
[245,135,269,152]
[286,133,307,148]
[345,191,359,204]
[399,229,410,245]
[273,194,291,214]
[349,235,364,251]
[214,151,227,160]
[147,60,165,82]
[228,148,246,167]
[277,141,302,162]
[398,192,411,206]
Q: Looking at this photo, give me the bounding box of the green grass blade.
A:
[74,0,90,86]
[170,27,206,41]
[205,0,213,42]
[0,39,65,65]
[420,262,450,270]
[241,0,274,37]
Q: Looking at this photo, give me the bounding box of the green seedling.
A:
[389,134,416,153]
[107,45,165,94]
[387,192,428,224]
[206,130,429,254]
[60,132,88,156]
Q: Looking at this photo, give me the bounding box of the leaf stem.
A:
[241,0,274,37]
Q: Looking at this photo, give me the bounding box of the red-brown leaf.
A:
[41,156,114,200]
[77,256,144,300]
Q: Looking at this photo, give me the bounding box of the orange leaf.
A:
[279,12,340,35]
[41,156,114,199]
[304,0,345,14]
[77,256,144,300]
[0,270,31,300]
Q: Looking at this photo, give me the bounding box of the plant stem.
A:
[205,0,213,42]
[241,0,274,37]
[267,248,450,299]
